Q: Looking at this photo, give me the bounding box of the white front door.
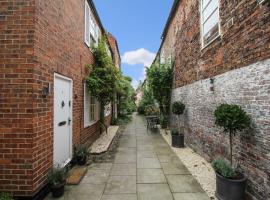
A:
[54,74,72,167]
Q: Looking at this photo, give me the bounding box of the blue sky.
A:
[93,0,174,88]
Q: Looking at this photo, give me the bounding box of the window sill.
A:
[84,41,94,53]
[201,34,221,51]
[84,120,98,128]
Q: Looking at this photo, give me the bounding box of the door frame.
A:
[53,73,73,167]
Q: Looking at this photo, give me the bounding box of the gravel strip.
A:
[160,129,217,200]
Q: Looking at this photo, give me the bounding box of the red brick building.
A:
[0,0,120,198]
[155,0,270,200]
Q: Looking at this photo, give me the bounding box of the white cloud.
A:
[132,79,139,89]
[122,48,155,67]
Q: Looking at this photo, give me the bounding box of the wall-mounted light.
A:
[210,78,215,93]
[42,83,51,97]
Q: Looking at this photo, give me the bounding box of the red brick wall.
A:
[161,0,270,200]
[170,0,270,88]
[0,0,36,196]
[0,0,113,197]
[108,33,121,69]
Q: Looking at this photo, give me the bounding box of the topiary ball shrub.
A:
[172,101,185,115]
[214,103,251,166]
[212,159,236,179]
[214,104,251,135]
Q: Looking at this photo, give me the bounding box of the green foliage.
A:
[116,75,136,115]
[138,84,156,114]
[86,37,119,122]
[171,129,179,135]
[73,146,90,164]
[214,104,251,165]
[145,105,159,116]
[172,101,185,115]
[212,159,236,179]
[47,167,67,187]
[137,106,145,115]
[214,104,251,135]
[111,115,132,125]
[146,63,173,115]
[160,115,169,129]
[0,193,13,200]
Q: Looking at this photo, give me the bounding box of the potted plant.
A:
[213,104,251,200]
[171,128,184,148]
[171,101,185,148]
[73,146,90,166]
[0,192,13,200]
[47,167,67,198]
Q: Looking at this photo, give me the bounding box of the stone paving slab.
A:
[114,153,136,163]
[137,168,166,183]
[137,184,173,200]
[104,176,136,194]
[80,169,109,184]
[161,162,191,175]
[137,157,161,169]
[166,175,204,193]
[173,193,210,200]
[110,163,136,176]
[45,114,210,200]
[101,194,137,200]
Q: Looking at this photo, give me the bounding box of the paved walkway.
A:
[47,114,210,200]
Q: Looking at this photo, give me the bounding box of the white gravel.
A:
[161,129,217,200]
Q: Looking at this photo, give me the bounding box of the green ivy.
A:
[146,63,173,116]
[116,74,136,115]
[86,37,119,123]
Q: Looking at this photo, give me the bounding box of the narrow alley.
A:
[46,114,210,200]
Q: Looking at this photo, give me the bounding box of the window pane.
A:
[203,9,219,36]
[203,0,218,21]
[84,84,91,126]
[202,0,211,9]
[84,1,90,46]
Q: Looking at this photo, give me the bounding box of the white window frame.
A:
[84,0,90,47]
[85,0,100,48]
[200,0,221,49]
[84,83,99,128]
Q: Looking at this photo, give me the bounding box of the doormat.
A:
[66,166,87,185]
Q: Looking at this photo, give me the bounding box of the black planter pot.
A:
[171,134,184,148]
[50,183,65,198]
[215,172,247,200]
[77,157,87,166]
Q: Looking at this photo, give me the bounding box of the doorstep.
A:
[89,126,119,154]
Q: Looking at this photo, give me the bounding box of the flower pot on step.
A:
[215,172,247,200]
